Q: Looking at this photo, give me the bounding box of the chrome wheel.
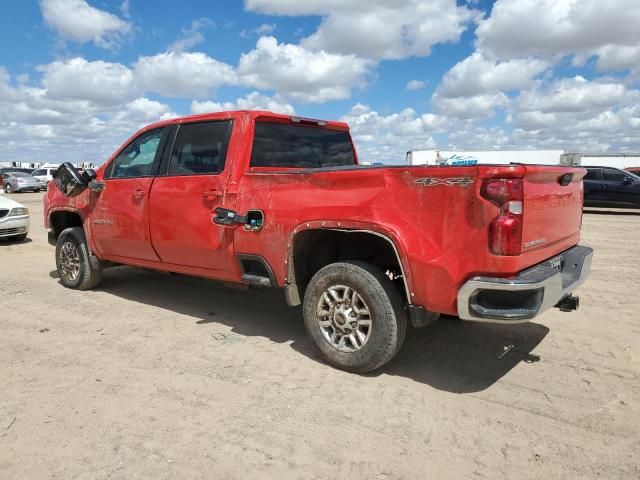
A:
[316,285,372,352]
[59,241,81,282]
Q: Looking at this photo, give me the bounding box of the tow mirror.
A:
[213,207,247,227]
[54,162,95,197]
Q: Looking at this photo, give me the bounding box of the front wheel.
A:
[4,183,12,193]
[55,227,102,290]
[303,261,407,373]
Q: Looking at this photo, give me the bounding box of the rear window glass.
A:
[169,121,232,175]
[250,122,356,168]
[585,169,601,180]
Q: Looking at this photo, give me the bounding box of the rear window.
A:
[585,169,601,180]
[250,122,356,168]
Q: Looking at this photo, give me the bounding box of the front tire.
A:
[4,184,12,193]
[303,261,407,373]
[55,227,102,290]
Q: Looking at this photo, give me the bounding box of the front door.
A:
[601,168,639,206]
[148,120,233,270]
[91,126,168,261]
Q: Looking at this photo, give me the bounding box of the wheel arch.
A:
[285,225,412,307]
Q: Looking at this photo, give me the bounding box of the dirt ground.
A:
[0,192,638,479]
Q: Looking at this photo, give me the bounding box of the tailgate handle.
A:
[558,173,573,186]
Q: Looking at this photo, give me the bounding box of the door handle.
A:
[132,189,146,197]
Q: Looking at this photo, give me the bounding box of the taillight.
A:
[481,178,524,256]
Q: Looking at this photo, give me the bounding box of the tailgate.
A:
[521,165,585,256]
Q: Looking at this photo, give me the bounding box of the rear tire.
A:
[4,184,12,193]
[303,260,407,373]
[55,227,102,290]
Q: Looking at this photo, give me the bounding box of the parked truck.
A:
[407,149,565,166]
[44,111,593,372]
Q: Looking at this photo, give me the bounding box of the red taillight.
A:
[482,178,524,256]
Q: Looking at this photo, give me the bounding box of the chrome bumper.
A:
[457,245,593,323]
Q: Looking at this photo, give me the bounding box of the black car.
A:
[584,167,640,208]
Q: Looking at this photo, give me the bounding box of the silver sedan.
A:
[1,172,43,193]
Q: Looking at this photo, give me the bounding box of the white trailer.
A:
[407,150,564,166]
[560,153,640,169]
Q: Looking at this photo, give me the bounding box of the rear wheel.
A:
[55,227,102,290]
[4,184,12,193]
[303,261,407,373]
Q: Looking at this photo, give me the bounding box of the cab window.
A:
[106,127,166,179]
[168,121,232,175]
[584,168,601,181]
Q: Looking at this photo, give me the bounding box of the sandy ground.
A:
[0,192,638,479]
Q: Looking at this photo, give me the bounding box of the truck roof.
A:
[141,110,350,133]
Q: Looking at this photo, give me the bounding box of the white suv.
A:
[31,167,58,190]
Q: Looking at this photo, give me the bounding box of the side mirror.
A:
[54,162,91,197]
[623,176,633,185]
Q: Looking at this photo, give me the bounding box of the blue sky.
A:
[1,0,639,165]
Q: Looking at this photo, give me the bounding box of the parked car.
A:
[44,110,592,372]
[584,167,640,208]
[31,167,58,189]
[625,167,640,177]
[1,172,43,193]
[0,194,29,241]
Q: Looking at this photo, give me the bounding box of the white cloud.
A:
[40,0,132,49]
[133,51,236,98]
[169,18,215,53]
[39,57,135,106]
[241,23,277,38]
[433,92,509,119]
[237,36,372,102]
[245,0,478,60]
[340,104,449,163]
[476,0,640,70]
[191,92,295,115]
[406,80,427,91]
[517,76,628,113]
[437,52,549,98]
[595,45,640,72]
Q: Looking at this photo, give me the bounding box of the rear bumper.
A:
[457,245,593,323]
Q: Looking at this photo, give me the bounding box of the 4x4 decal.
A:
[414,177,474,187]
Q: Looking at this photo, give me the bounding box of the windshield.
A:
[627,171,640,181]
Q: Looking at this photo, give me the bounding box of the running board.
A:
[241,273,272,287]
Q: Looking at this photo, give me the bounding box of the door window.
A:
[107,127,166,179]
[32,169,45,176]
[584,169,602,181]
[168,121,232,175]
[602,168,626,182]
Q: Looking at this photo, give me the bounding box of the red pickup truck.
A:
[45,110,593,372]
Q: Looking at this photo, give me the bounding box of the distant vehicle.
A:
[625,167,640,176]
[31,167,58,190]
[0,167,35,175]
[584,167,640,208]
[1,172,43,193]
[407,150,564,166]
[0,194,29,241]
[561,153,640,170]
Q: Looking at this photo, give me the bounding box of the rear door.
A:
[148,120,233,270]
[91,126,168,261]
